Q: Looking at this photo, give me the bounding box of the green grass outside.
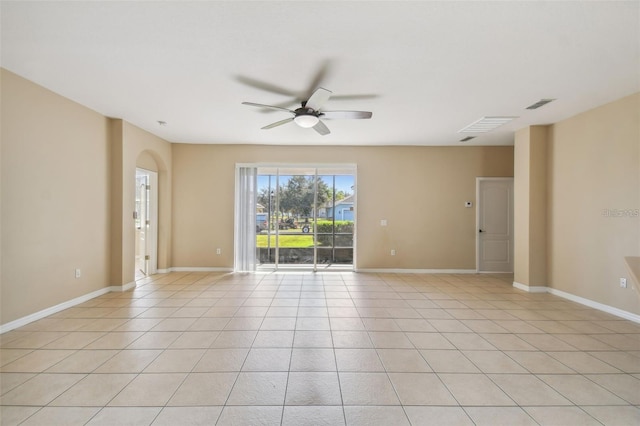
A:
[256,235,315,248]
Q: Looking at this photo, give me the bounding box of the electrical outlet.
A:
[216,248,221,255]
[620,278,627,288]
[391,249,396,256]
[380,219,388,226]
[75,268,81,279]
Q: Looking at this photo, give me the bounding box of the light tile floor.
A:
[1,272,639,425]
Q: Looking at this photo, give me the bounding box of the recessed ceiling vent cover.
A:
[526,99,555,110]
[458,116,518,133]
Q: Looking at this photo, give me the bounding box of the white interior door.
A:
[477,178,514,272]
[135,169,158,277]
[135,174,148,276]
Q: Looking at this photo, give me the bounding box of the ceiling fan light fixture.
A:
[294,114,320,128]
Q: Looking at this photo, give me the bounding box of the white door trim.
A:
[148,171,158,275]
[136,168,158,275]
[476,177,514,273]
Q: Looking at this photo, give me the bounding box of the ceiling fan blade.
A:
[321,110,373,120]
[261,99,302,110]
[330,94,379,101]
[235,75,297,97]
[312,120,330,136]
[305,59,332,99]
[306,88,332,111]
[242,102,295,113]
[262,117,294,129]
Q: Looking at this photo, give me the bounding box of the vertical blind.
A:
[234,166,257,271]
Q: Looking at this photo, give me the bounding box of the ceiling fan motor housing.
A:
[295,107,319,116]
[293,108,320,128]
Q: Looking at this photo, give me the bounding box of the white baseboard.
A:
[513,281,640,323]
[513,281,548,293]
[356,268,478,274]
[0,268,232,334]
[548,287,640,323]
[164,267,233,273]
[120,281,137,292]
[1,286,113,334]
[1,281,139,334]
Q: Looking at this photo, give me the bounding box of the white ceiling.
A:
[1,1,638,146]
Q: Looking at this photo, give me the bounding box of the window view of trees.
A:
[258,175,329,218]
[256,171,355,268]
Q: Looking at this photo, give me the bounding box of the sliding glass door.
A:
[316,173,355,266]
[237,164,356,271]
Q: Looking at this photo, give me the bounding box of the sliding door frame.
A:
[235,163,358,272]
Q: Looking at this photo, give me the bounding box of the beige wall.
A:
[1,69,111,323]
[514,126,548,287]
[171,144,514,270]
[514,128,531,284]
[136,151,159,172]
[529,127,548,286]
[547,93,640,314]
[1,69,172,324]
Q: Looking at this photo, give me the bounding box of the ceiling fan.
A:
[242,87,373,136]
[235,59,378,110]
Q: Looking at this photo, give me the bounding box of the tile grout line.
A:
[326,274,349,426]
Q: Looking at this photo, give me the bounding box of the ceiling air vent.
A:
[458,116,518,133]
[526,99,555,110]
[459,136,476,142]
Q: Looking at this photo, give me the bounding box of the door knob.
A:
[479,229,483,233]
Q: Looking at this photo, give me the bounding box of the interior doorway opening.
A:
[135,168,158,278]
